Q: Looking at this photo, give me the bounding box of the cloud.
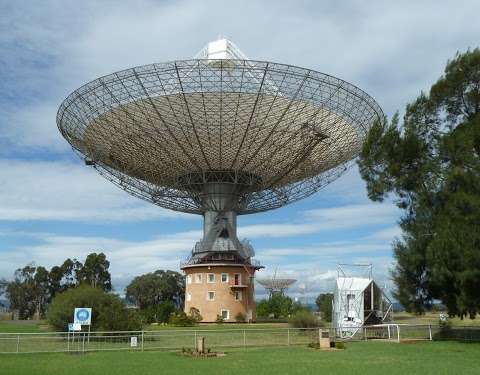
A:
[237,203,400,239]
[0,159,187,222]
[304,204,400,229]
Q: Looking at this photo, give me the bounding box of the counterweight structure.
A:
[57,38,383,322]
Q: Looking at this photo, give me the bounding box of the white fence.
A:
[1,325,479,354]
[0,328,319,354]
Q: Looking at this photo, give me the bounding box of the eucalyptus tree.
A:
[359,49,480,318]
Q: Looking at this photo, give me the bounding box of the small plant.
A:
[335,341,346,350]
[235,312,246,323]
[215,314,224,324]
[289,310,322,328]
[189,307,203,323]
[169,309,202,327]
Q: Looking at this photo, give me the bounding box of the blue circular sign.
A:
[76,309,90,321]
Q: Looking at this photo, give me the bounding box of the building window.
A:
[221,309,229,320]
[235,291,242,301]
[221,273,229,283]
[234,273,241,285]
[195,274,202,283]
[186,275,192,284]
[207,291,215,301]
[207,273,215,283]
[186,293,191,302]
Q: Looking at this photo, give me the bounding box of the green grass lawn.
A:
[1,341,479,375]
[0,320,50,333]
[394,312,480,326]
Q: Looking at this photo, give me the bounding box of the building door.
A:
[346,293,356,319]
[234,273,241,285]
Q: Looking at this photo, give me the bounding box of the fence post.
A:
[364,327,367,341]
[141,330,144,351]
[16,335,20,353]
[243,329,246,348]
[397,325,400,343]
[82,332,85,353]
[287,328,290,346]
[428,325,432,341]
[194,330,197,350]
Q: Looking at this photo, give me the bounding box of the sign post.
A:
[73,308,92,350]
[68,322,82,352]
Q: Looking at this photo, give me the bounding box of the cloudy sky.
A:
[1,0,479,301]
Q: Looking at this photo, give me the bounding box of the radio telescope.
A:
[257,269,297,298]
[57,38,383,322]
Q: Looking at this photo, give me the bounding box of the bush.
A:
[289,310,322,328]
[47,285,141,331]
[335,341,346,350]
[315,293,333,322]
[235,312,246,323]
[257,294,305,319]
[139,301,176,324]
[189,307,202,321]
[215,314,224,324]
[169,309,202,327]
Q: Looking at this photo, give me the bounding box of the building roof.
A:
[336,277,372,292]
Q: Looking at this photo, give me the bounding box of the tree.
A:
[256,294,304,319]
[125,270,185,310]
[4,265,50,319]
[289,310,321,328]
[2,253,112,319]
[76,252,112,291]
[358,48,480,318]
[49,258,82,297]
[47,285,141,331]
[0,279,6,297]
[315,293,333,322]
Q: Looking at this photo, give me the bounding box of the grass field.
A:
[1,341,479,375]
[0,320,50,333]
[394,312,480,326]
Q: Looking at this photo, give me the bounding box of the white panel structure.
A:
[333,265,393,338]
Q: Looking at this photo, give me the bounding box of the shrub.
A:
[169,309,202,327]
[335,341,346,350]
[289,310,322,328]
[256,294,305,318]
[235,312,246,323]
[47,285,141,331]
[315,293,333,322]
[215,314,224,324]
[189,307,202,322]
[139,301,176,324]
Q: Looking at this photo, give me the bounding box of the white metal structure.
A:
[333,264,393,338]
[195,38,249,60]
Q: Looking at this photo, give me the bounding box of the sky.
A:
[1,0,479,302]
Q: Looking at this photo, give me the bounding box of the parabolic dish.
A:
[57,59,383,214]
